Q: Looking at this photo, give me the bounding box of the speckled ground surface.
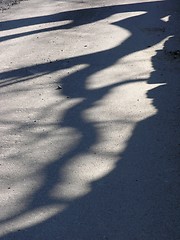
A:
[0,0,23,11]
[0,0,180,239]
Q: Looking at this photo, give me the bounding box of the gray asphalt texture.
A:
[0,0,180,239]
[0,0,22,11]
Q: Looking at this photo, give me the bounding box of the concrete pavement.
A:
[0,0,180,239]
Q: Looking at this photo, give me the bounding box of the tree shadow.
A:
[0,1,165,43]
[0,0,180,239]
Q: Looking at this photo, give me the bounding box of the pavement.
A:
[0,0,180,239]
[0,0,22,11]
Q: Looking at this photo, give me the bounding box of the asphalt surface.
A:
[0,0,22,11]
[0,0,180,239]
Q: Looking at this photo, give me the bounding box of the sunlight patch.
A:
[0,205,66,237]
[161,15,170,22]
[51,182,91,200]
[1,20,73,34]
[106,11,147,24]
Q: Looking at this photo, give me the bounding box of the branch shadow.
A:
[0,1,164,43]
[0,0,179,239]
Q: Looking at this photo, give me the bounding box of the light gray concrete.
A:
[0,0,22,11]
[0,0,180,239]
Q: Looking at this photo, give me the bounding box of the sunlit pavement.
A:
[0,0,180,239]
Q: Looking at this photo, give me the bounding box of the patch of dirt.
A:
[0,0,24,11]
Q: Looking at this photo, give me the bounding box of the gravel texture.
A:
[0,0,23,11]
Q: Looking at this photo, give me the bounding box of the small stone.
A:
[57,85,62,90]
